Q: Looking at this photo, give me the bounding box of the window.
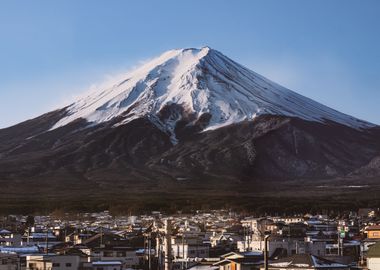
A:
[116,251,126,257]
[53,263,61,267]
[103,251,113,257]
[66,263,72,267]
[96,267,104,270]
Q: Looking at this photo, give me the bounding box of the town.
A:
[0,209,380,270]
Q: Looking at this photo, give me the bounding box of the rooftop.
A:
[367,242,380,258]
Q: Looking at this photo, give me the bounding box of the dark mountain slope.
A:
[0,47,379,212]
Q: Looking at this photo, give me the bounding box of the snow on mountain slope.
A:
[52,47,375,136]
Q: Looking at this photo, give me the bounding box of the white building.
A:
[272,217,304,224]
[238,237,326,257]
[26,255,80,270]
[241,218,273,241]
[90,248,139,269]
[172,243,209,259]
[90,261,122,270]
[168,233,209,259]
[367,242,380,270]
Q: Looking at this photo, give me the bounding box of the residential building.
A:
[87,261,122,270]
[172,243,209,259]
[90,247,139,269]
[213,252,263,270]
[0,253,19,270]
[367,226,380,239]
[0,230,22,246]
[26,255,80,270]
[367,242,380,270]
[238,236,326,257]
[264,254,349,270]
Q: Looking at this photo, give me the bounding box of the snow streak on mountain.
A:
[52,47,374,140]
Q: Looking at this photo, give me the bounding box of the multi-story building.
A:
[367,242,380,270]
[238,236,326,257]
[89,247,139,269]
[84,261,122,270]
[263,254,349,270]
[366,225,380,239]
[171,243,209,259]
[26,255,80,270]
[0,229,22,246]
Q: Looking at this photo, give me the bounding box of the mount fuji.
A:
[0,47,379,211]
[53,47,373,137]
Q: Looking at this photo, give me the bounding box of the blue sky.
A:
[0,0,379,128]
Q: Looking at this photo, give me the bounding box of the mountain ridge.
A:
[0,47,379,212]
[51,47,374,141]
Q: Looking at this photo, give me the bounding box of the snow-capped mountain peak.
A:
[52,47,374,137]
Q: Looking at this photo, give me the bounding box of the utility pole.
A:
[158,236,162,270]
[100,227,103,248]
[164,219,172,270]
[148,232,151,270]
[27,227,30,245]
[264,233,270,270]
[45,226,49,254]
[247,226,251,251]
[144,234,147,268]
[181,234,184,270]
[360,242,364,266]
[155,230,162,270]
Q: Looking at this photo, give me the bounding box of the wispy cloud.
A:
[52,56,160,109]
